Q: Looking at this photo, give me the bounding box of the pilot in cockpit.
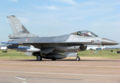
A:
[72,31,98,37]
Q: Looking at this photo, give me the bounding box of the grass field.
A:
[0,50,36,60]
[78,49,120,59]
[0,49,120,60]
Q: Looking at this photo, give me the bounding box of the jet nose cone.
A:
[102,38,118,45]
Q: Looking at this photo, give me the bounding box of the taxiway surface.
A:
[0,58,120,83]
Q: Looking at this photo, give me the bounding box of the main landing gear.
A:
[34,53,42,61]
[51,58,56,61]
[36,55,42,61]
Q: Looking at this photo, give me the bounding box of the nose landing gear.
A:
[76,56,80,61]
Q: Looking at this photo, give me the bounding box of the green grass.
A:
[0,49,120,60]
[78,49,120,59]
[0,50,35,60]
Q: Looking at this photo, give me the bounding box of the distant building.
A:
[87,45,106,50]
[0,42,8,52]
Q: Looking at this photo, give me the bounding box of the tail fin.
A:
[7,15,38,39]
[7,15,29,34]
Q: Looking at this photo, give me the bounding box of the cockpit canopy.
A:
[72,31,98,37]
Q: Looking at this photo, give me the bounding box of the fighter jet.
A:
[5,15,118,61]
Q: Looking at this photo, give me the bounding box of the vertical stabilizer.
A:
[7,15,38,39]
[7,15,29,34]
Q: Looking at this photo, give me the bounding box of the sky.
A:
[0,0,120,44]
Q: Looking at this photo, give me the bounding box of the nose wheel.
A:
[76,56,80,61]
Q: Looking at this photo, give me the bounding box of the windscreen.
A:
[74,31,98,37]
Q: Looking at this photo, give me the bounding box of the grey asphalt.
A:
[0,58,120,83]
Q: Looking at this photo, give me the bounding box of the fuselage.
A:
[5,15,118,61]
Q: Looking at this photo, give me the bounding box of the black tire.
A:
[76,56,80,61]
[51,58,56,61]
[36,55,42,61]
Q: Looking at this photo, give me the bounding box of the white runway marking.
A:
[16,76,26,83]
[0,70,120,77]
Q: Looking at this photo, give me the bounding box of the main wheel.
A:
[76,56,80,61]
[51,58,56,61]
[36,55,42,61]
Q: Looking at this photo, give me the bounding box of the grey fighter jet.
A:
[6,15,118,61]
